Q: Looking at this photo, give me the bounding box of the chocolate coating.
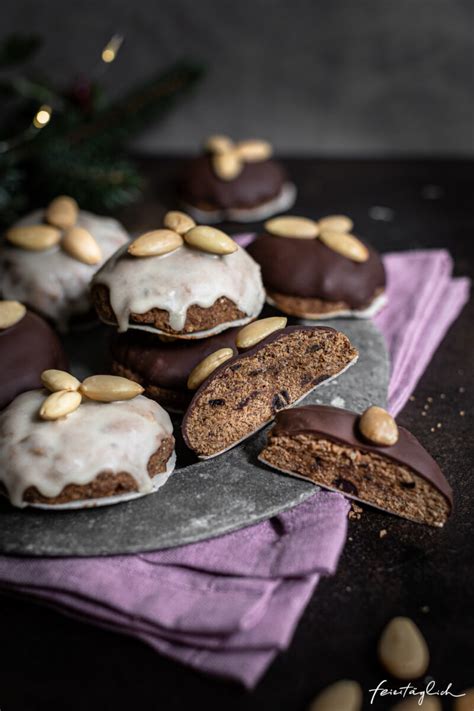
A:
[0,311,68,410]
[111,328,240,390]
[247,233,386,308]
[179,155,287,210]
[270,405,452,506]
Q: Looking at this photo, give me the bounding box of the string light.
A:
[0,104,53,154]
[32,105,53,129]
[1,35,122,155]
[101,34,123,64]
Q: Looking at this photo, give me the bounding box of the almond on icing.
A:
[1,209,129,330]
[92,240,265,333]
[0,390,173,507]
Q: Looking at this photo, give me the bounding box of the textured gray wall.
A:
[3,0,473,154]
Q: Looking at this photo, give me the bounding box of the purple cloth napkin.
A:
[0,247,469,688]
[374,250,470,415]
[0,493,349,688]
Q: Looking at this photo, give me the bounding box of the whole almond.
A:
[39,390,82,421]
[264,216,319,239]
[184,225,238,255]
[62,226,102,265]
[80,375,144,402]
[41,369,81,393]
[128,229,183,258]
[204,134,234,154]
[45,196,79,229]
[319,230,369,262]
[187,348,234,390]
[359,406,399,446]
[455,690,474,711]
[318,214,353,233]
[6,225,61,251]
[391,695,441,711]
[0,300,26,330]
[163,211,196,235]
[235,139,272,162]
[378,617,429,679]
[308,680,362,711]
[212,151,242,181]
[236,317,287,350]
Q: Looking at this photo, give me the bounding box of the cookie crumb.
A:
[379,529,388,539]
[349,502,363,520]
[369,205,394,222]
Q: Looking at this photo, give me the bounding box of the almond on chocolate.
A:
[259,405,452,527]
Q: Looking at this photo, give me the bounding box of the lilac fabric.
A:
[0,493,348,688]
[374,250,470,415]
[0,246,469,688]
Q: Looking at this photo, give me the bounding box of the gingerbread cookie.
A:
[111,327,240,412]
[0,373,175,509]
[0,300,67,410]
[0,196,129,331]
[259,405,452,527]
[182,319,358,458]
[178,135,296,223]
[247,215,386,319]
[92,213,265,338]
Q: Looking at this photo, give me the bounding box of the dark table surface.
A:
[1,158,472,711]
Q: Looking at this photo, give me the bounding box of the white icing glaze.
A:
[0,209,129,330]
[0,390,174,508]
[93,241,265,333]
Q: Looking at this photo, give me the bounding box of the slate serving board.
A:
[0,318,389,557]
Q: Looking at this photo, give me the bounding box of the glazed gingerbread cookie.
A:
[259,405,452,527]
[0,300,67,410]
[247,214,386,319]
[178,135,296,223]
[92,212,265,338]
[0,372,175,509]
[0,196,129,330]
[182,318,358,458]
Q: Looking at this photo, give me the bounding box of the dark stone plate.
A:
[0,319,389,557]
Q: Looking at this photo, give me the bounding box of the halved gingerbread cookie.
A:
[0,197,129,331]
[247,215,387,319]
[0,301,67,410]
[92,214,265,338]
[178,135,296,223]
[182,321,358,458]
[111,327,240,412]
[0,374,175,509]
[259,405,452,527]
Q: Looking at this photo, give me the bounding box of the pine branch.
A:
[66,60,204,147]
[31,141,144,212]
